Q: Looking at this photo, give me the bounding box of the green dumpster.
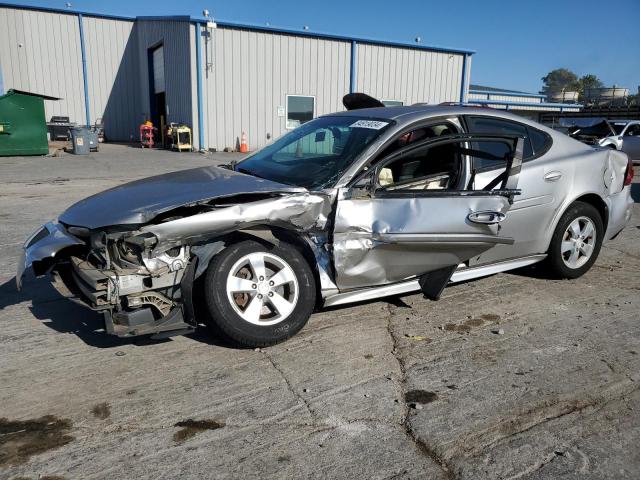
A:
[0,89,60,156]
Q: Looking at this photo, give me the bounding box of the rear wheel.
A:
[203,239,316,347]
[547,201,603,279]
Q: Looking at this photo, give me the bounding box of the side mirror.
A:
[347,170,376,199]
[315,131,326,142]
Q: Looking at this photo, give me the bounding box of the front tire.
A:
[547,201,603,279]
[203,239,316,347]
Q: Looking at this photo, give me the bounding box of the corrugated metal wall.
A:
[136,20,193,129]
[355,43,464,105]
[0,7,85,123]
[82,16,140,140]
[0,7,196,141]
[1,5,472,151]
[200,27,351,151]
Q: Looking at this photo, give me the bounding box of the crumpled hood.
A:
[59,165,304,229]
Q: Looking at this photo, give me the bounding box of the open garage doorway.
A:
[148,44,166,139]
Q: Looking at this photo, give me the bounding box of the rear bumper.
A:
[605,185,633,241]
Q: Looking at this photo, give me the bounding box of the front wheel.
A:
[203,239,316,347]
[546,201,603,279]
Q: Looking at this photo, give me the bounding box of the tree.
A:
[577,74,604,99]
[541,68,579,93]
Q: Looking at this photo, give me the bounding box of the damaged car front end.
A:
[18,164,334,340]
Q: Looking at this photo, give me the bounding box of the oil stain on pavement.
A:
[0,415,74,466]
[405,390,438,404]
[90,402,111,420]
[173,419,225,443]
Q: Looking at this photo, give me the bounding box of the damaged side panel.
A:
[140,193,333,254]
[604,149,629,195]
[332,191,515,290]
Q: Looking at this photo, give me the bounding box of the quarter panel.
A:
[472,151,573,265]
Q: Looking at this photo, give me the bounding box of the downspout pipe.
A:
[78,14,91,127]
[194,22,205,151]
[349,40,357,94]
[459,53,468,104]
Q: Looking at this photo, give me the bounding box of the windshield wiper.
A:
[237,167,268,180]
[221,160,238,170]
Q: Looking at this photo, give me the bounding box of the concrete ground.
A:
[1,144,639,480]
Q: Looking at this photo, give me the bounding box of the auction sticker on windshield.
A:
[350,120,389,130]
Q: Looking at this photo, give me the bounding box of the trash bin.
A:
[0,89,60,156]
[88,129,99,152]
[70,127,90,155]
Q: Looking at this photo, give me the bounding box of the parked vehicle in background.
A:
[17,95,635,347]
[560,117,640,160]
[608,120,640,161]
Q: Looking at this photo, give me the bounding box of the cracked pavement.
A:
[1,145,639,479]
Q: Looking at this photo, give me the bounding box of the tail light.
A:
[624,158,634,186]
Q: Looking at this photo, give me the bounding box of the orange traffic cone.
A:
[239,132,248,153]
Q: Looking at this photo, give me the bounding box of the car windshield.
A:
[235,116,393,189]
[612,123,627,135]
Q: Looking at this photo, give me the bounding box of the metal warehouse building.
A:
[0,3,473,151]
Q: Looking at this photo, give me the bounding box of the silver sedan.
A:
[17,98,634,347]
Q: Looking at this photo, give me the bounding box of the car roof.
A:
[610,119,640,124]
[324,104,551,129]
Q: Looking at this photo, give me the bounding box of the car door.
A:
[621,124,640,160]
[463,115,567,265]
[332,134,522,292]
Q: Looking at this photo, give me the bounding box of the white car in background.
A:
[561,118,640,160]
[605,120,640,161]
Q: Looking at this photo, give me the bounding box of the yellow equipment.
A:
[166,123,193,152]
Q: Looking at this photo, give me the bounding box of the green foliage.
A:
[578,74,604,92]
[541,68,579,93]
[542,69,608,101]
[577,74,604,100]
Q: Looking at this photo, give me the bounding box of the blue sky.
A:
[5,0,640,94]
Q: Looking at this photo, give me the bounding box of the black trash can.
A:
[70,127,90,155]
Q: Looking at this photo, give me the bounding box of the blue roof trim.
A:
[208,19,475,55]
[468,89,546,99]
[137,15,193,22]
[0,2,475,55]
[468,98,583,109]
[0,1,136,21]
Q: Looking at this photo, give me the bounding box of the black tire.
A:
[203,239,316,347]
[546,201,603,279]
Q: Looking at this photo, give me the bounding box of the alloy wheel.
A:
[561,216,596,269]
[225,252,299,326]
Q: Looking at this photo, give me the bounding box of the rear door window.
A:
[465,116,534,170]
[527,126,552,156]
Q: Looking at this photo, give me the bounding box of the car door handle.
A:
[544,171,562,182]
[467,211,506,224]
